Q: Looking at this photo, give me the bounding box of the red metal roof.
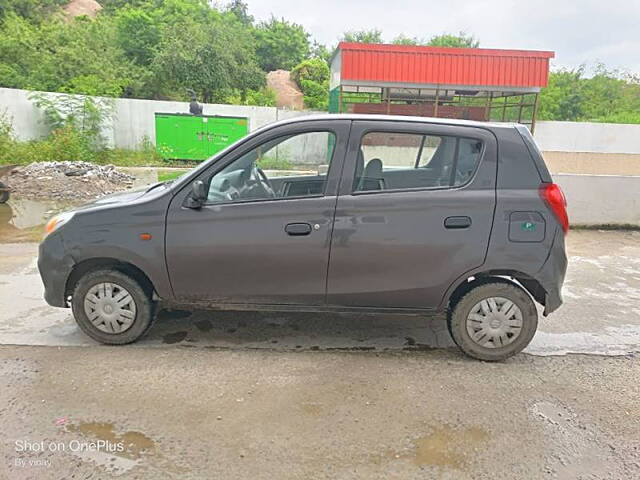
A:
[337,42,555,89]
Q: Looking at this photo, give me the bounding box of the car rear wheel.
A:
[448,281,538,361]
[71,269,155,344]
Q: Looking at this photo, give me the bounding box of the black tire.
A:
[71,269,155,345]
[0,182,9,203]
[448,281,538,361]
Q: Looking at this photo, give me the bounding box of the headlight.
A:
[44,211,75,238]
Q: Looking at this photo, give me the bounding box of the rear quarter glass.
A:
[514,124,553,183]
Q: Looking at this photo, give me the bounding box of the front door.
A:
[165,120,350,305]
[327,121,497,310]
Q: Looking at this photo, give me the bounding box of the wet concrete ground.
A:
[0,199,639,478]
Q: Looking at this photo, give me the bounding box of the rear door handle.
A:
[285,222,312,236]
[444,216,472,229]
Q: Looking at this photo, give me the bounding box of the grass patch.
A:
[257,155,293,170]
[158,170,189,182]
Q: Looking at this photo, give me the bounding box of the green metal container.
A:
[155,113,249,161]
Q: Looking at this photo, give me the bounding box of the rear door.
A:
[326,120,497,309]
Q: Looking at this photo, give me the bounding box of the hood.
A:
[73,183,167,211]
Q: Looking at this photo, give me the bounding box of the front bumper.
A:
[38,233,74,308]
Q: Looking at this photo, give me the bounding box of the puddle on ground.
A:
[63,421,156,475]
[387,426,489,470]
[66,421,156,460]
[0,197,77,243]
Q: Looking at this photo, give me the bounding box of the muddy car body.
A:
[38,114,568,360]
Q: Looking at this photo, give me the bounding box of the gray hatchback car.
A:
[38,114,568,361]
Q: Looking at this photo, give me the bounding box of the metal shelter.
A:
[329,42,555,131]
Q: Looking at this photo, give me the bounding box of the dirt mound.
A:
[7,162,135,200]
[63,0,102,19]
[266,70,304,110]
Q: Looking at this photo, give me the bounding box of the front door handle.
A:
[444,216,472,229]
[285,223,312,236]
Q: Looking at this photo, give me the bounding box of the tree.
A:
[254,16,310,72]
[225,0,253,26]
[0,0,67,22]
[310,41,332,64]
[427,32,479,48]
[291,58,329,110]
[151,18,264,102]
[391,34,421,45]
[116,8,160,66]
[0,13,141,97]
[342,29,383,43]
[538,68,585,121]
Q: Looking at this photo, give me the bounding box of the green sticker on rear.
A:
[521,221,536,232]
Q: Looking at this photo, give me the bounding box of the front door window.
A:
[206,131,336,204]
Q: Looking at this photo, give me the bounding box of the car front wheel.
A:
[448,281,538,361]
[71,269,155,345]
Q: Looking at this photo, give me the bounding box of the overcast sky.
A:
[244,0,640,74]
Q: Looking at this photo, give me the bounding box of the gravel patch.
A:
[6,162,135,200]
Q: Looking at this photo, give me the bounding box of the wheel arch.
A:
[64,257,156,305]
[444,269,547,312]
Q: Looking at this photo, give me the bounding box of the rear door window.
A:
[354,131,483,192]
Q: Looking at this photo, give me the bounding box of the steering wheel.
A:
[250,164,276,198]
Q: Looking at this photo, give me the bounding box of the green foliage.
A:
[310,41,332,64]
[291,58,330,85]
[537,68,584,121]
[254,16,310,72]
[0,13,139,97]
[0,110,15,164]
[392,34,421,45]
[0,0,67,22]
[224,87,277,106]
[242,88,277,107]
[225,0,253,26]
[0,1,267,103]
[291,58,329,110]
[151,17,265,102]
[256,155,293,171]
[116,8,160,66]
[158,169,187,182]
[342,29,383,44]
[29,91,115,150]
[538,65,640,123]
[427,32,479,48]
[345,30,479,48]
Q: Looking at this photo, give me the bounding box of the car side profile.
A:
[38,114,568,361]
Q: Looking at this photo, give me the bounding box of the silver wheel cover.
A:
[466,296,523,348]
[84,282,137,334]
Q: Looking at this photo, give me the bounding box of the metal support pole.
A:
[531,93,540,133]
[434,88,440,117]
[484,91,493,121]
[517,95,524,124]
[501,93,507,122]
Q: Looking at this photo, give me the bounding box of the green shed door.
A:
[206,117,249,156]
[155,115,208,161]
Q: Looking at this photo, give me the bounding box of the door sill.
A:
[163,301,437,316]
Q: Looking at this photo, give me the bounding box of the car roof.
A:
[266,113,518,131]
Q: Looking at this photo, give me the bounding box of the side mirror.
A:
[185,180,207,209]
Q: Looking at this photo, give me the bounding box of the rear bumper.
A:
[38,234,74,308]
[537,228,567,315]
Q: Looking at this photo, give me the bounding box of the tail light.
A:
[539,183,569,234]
